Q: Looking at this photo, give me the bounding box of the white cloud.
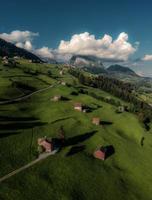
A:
[16,40,33,51]
[142,54,152,61]
[58,32,137,61]
[0,30,38,43]
[35,47,54,59]
[0,30,38,51]
[0,30,138,62]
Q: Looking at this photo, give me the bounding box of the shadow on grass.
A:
[0,116,38,122]
[61,96,70,101]
[83,105,101,113]
[0,131,21,138]
[64,130,97,147]
[92,103,102,109]
[66,145,86,156]
[0,121,46,130]
[104,145,115,159]
[100,121,113,125]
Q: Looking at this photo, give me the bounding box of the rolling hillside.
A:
[0,38,42,62]
[0,59,152,200]
[107,64,138,76]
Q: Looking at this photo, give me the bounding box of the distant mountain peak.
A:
[107,64,138,76]
[70,54,106,74]
[70,55,104,67]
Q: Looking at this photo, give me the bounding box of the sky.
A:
[0,0,152,76]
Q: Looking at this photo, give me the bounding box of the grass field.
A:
[0,60,152,200]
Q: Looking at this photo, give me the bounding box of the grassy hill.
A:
[0,59,152,200]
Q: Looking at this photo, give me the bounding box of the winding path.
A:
[0,84,55,105]
[0,150,58,183]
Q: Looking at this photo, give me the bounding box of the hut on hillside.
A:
[117,106,125,113]
[74,102,82,112]
[38,138,53,153]
[92,117,100,125]
[38,137,63,153]
[61,81,66,86]
[51,95,62,102]
[2,59,9,65]
[94,145,115,160]
[94,148,106,160]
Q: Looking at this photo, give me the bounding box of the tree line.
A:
[69,68,152,126]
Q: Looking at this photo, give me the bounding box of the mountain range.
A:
[0,37,146,80]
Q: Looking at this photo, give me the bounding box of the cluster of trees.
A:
[69,69,152,124]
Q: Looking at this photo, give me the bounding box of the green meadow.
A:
[0,60,152,200]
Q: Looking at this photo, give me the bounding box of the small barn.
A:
[38,137,63,153]
[74,103,82,112]
[61,81,66,86]
[117,106,125,113]
[51,95,61,102]
[94,148,106,160]
[2,59,9,65]
[38,138,53,153]
[94,146,115,160]
[92,117,100,125]
[2,56,8,61]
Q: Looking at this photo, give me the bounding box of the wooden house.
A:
[38,138,52,153]
[74,102,82,112]
[94,146,115,160]
[92,117,100,125]
[118,106,125,113]
[51,95,61,102]
[94,148,106,160]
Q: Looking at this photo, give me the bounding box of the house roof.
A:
[74,102,82,107]
[38,138,52,152]
[92,117,100,121]
[94,149,105,160]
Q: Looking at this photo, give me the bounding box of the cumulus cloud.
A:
[35,47,54,59]
[0,30,138,62]
[142,54,152,61]
[0,30,38,51]
[16,40,33,51]
[58,32,137,61]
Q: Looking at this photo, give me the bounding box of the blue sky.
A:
[0,0,152,76]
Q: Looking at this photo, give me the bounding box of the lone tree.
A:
[141,137,145,147]
[58,126,65,141]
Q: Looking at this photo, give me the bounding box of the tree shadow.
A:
[61,96,70,101]
[64,130,97,147]
[92,103,102,109]
[104,145,115,159]
[70,91,79,96]
[82,105,95,113]
[66,145,86,156]
[83,104,101,113]
[0,121,46,131]
[0,116,38,122]
[0,131,21,138]
[100,121,113,125]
